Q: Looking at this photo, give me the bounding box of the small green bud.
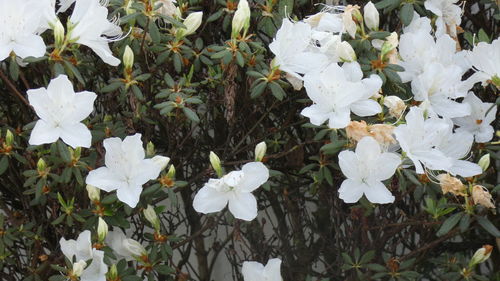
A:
[254,141,267,162]
[167,164,176,178]
[478,154,490,172]
[37,158,46,172]
[97,217,108,242]
[54,19,65,47]
[5,129,14,146]
[144,205,161,232]
[123,45,134,70]
[146,141,155,157]
[469,245,493,268]
[86,184,100,202]
[107,264,118,280]
[209,151,223,178]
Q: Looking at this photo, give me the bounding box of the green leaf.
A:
[206,10,223,22]
[436,212,462,236]
[250,81,267,98]
[101,82,123,93]
[182,107,200,122]
[0,156,8,175]
[57,141,71,163]
[477,29,490,43]
[268,82,285,101]
[400,4,414,26]
[155,265,175,275]
[476,216,500,237]
[369,31,391,39]
[375,0,400,9]
[320,141,347,155]
[149,20,161,43]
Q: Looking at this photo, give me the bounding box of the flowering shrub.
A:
[0,0,498,280]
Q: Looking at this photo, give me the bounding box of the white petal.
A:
[85,167,124,192]
[363,181,395,204]
[103,137,126,172]
[121,134,145,164]
[355,136,380,163]
[242,261,265,281]
[192,186,229,214]
[350,99,382,117]
[75,230,93,261]
[29,120,60,146]
[116,184,143,208]
[475,125,494,143]
[27,88,52,121]
[59,122,92,148]
[131,158,162,185]
[431,98,470,118]
[228,192,258,221]
[447,160,482,177]
[47,75,75,104]
[238,162,269,192]
[327,107,351,129]
[342,62,363,82]
[338,150,359,179]
[373,152,401,181]
[338,179,364,203]
[80,249,107,281]
[11,34,46,59]
[66,91,97,123]
[300,104,330,126]
[59,238,77,260]
[77,39,120,66]
[263,258,282,280]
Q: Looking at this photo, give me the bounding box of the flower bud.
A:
[156,0,178,17]
[97,217,108,242]
[209,151,223,177]
[86,184,100,202]
[123,238,147,257]
[383,95,406,119]
[472,185,495,209]
[363,2,379,31]
[176,11,203,39]
[123,45,134,70]
[478,154,490,172]
[152,156,170,172]
[167,164,176,178]
[254,141,267,162]
[337,41,356,62]
[470,245,493,267]
[5,129,14,146]
[124,0,135,15]
[107,264,118,280]
[231,0,251,38]
[144,205,161,232]
[146,141,155,157]
[72,260,86,277]
[37,158,47,173]
[54,19,65,47]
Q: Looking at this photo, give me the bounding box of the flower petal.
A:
[263,258,282,280]
[80,249,107,281]
[193,186,229,214]
[59,238,77,260]
[338,179,364,203]
[46,75,75,104]
[27,88,52,121]
[238,162,269,192]
[116,184,143,208]
[60,122,92,148]
[373,152,401,181]
[85,167,124,192]
[350,99,382,117]
[65,91,97,123]
[121,134,145,165]
[448,160,482,177]
[242,261,265,281]
[29,120,60,146]
[363,181,395,204]
[103,137,126,172]
[338,150,359,179]
[11,34,46,59]
[300,104,330,126]
[228,192,258,221]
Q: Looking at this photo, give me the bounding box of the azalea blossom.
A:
[0,0,54,61]
[85,134,170,208]
[411,62,470,118]
[105,229,146,261]
[338,136,401,204]
[60,230,108,281]
[67,0,123,66]
[242,258,282,281]
[394,107,453,174]
[27,75,96,148]
[424,0,461,38]
[300,62,382,129]
[465,38,500,88]
[305,12,343,33]
[193,162,269,221]
[453,93,497,143]
[269,19,329,78]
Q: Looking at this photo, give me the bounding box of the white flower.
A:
[60,230,108,281]
[411,62,470,118]
[106,229,146,260]
[424,0,461,38]
[338,136,400,204]
[394,107,453,174]
[363,2,379,31]
[27,75,96,148]
[300,62,382,129]
[305,12,343,33]
[0,0,52,61]
[242,258,282,281]
[269,19,329,78]
[156,0,178,18]
[232,0,251,37]
[176,11,203,38]
[193,162,269,221]
[85,134,170,208]
[453,93,497,143]
[465,39,500,87]
[67,0,122,66]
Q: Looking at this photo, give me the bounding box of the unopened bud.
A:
[86,184,100,202]
[97,217,108,242]
[255,141,267,162]
[123,45,134,70]
[54,19,65,47]
[337,41,356,62]
[209,151,223,178]
[176,11,203,39]
[478,154,490,172]
[124,239,147,257]
[231,0,251,38]
[167,164,176,178]
[5,129,14,146]
[144,205,161,232]
[363,1,379,31]
[72,260,86,277]
[146,141,155,157]
[37,158,47,173]
[107,264,118,279]
[470,245,493,267]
